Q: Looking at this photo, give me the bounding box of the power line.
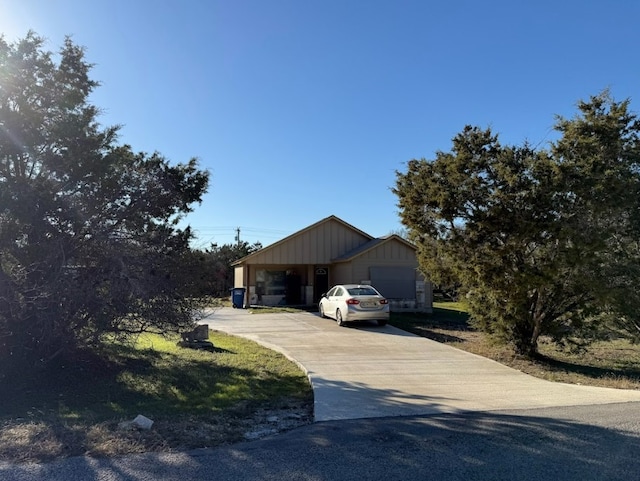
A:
[192,226,291,235]
[189,225,288,250]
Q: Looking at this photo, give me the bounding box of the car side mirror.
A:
[320,293,327,299]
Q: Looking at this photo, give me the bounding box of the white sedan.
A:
[318,284,390,327]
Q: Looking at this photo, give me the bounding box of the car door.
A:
[329,287,344,317]
[323,286,338,318]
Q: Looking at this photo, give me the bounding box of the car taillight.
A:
[346,298,360,305]
[379,299,388,304]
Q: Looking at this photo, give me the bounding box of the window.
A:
[347,286,378,296]
[256,270,286,296]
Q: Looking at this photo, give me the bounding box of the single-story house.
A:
[231,215,432,312]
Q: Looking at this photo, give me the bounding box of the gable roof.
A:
[231,215,374,266]
[331,234,416,263]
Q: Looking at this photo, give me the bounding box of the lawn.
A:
[389,301,640,390]
[0,330,313,463]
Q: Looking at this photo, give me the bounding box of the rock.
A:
[178,324,215,351]
[181,324,210,342]
[118,415,155,431]
[132,414,154,430]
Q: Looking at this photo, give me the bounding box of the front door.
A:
[285,273,301,305]
[314,266,329,303]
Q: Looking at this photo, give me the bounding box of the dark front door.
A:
[285,274,301,305]
[314,267,329,304]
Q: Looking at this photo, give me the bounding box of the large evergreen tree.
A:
[0,33,209,372]
[394,92,640,356]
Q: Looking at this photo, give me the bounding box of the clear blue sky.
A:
[2,1,638,248]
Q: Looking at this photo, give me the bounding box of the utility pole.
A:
[235,227,241,246]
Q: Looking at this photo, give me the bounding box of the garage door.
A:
[369,266,415,299]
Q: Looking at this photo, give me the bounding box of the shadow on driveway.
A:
[311,376,459,420]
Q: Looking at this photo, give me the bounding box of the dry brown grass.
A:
[0,399,312,464]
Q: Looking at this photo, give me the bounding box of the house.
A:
[231,215,432,312]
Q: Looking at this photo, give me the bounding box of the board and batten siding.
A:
[362,238,417,262]
[359,237,421,272]
[245,220,370,265]
[331,262,353,286]
[334,238,423,287]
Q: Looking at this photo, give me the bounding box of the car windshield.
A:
[346,287,378,296]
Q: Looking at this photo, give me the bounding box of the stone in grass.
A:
[118,415,154,431]
[178,324,215,351]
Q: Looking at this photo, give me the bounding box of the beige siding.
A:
[234,266,245,287]
[328,238,423,286]
[351,260,372,284]
[356,238,421,274]
[246,219,370,265]
[361,238,418,263]
[331,262,353,286]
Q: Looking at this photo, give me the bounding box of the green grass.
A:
[0,331,312,463]
[1,332,309,419]
[433,300,469,313]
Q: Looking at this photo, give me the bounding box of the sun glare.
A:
[0,2,37,42]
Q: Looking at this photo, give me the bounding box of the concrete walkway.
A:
[200,307,640,422]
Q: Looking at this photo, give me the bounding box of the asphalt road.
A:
[2,402,640,481]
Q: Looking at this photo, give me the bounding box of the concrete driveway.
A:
[201,308,640,422]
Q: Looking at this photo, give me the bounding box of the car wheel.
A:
[319,304,326,318]
[336,309,345,327]
[378,319,387,326]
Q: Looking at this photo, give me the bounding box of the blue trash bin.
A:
[231,287,246,309]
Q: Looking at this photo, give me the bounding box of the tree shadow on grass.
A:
[392,308,471,330]
[0,340,312,463]
[1,339,304,416]
[387,314,469,343]
[534,353,640,383]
